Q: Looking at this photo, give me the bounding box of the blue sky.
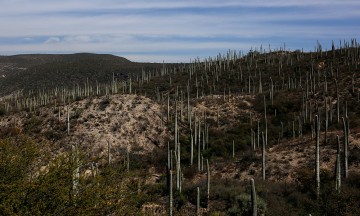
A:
[0,0,359,62]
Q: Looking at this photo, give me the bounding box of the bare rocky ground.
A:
[205,130,360,185]
[0,94,168,159]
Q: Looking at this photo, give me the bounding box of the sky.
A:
[0,0,359,63]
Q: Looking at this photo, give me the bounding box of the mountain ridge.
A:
[0,53,163,96]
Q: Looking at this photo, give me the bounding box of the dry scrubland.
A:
[1,41,360,215]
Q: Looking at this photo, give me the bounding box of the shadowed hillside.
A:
[0,53,164,96]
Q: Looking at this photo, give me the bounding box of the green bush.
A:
[228,193,266,216]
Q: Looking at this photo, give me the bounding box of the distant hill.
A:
[0,53,162,96]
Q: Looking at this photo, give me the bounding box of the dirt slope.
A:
[0,94,169,159]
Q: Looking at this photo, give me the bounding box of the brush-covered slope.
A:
[0,53,162,96]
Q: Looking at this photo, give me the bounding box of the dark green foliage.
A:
[23,116,42,134]
[239,151,257,171]
[0,107,6,116]
[173,191,187,210]
[0,136,152,215]
[348,146,360,166]
[71,108,84,119]
[205,124,251,159]
[228,193,266,216]
[98,98,111,111]
[0,136,40,184]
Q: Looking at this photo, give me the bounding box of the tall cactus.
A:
[232,140,235,158]
[176,141,181,190]
[169,168,173,216]
[257,121,260,149]
[315,115,320,200]
[127,148,130,172]
[67,105,70,136]
[175,101,178,152]
[107,140,111,166]
[198,132,201,172]
[167,94,170,123]
[197,187,200,215]
[71,143,80,200]
[191,132,194,165]
[262,131,266,180]
[336,136,341,192]
[207,159,210,211]
[167,142,171,189]
[342,117,349,178]
[325,96,328,144]
[264,95,268,146]
[292,121,295,139]
[58,106,61,123]
[250,178,257,216]
[336,80,340,123]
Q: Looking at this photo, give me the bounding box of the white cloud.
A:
[21,37,34,42]
[45,37,61,44]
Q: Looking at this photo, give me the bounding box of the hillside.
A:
[1,41,360,215]
[0,53,163,96]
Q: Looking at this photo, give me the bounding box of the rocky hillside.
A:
[0,94,168,155]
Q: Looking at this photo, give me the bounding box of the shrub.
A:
[228,193,267,216]
[99,98,111,111]
[23,116,42,133]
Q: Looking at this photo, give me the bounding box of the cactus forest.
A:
[1,40,360,215]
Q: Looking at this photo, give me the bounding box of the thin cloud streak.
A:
[1,0,359,14]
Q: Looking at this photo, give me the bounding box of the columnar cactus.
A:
[232,140,235,158]
[72,143,80,199]
[257,121,260,149]
[250,178,257,216]
[336,80,340,123]
[251,129,254,150]
[107,140,111,166]
[336,136,341,192]
[67,106,70,136]
[315,115,320,200]
[325,96,328,144]
[198,129,201,172]
[262,131,266,180]
[342,117,349,178]
[207,159,210,210]
[270,77,274,105]
[175,101,178,152]
[197,187,200,216]
[127,148,130,172]
[176,140,181,190]
[167,94,170,123]
[259,71,263,93]
[264,95,268,146]
[292,121,295,139]
[167,142,171,188]
[58,106,61,123]
[129,77,132,94]
[169,168,173,216]
[191,132,194,165]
